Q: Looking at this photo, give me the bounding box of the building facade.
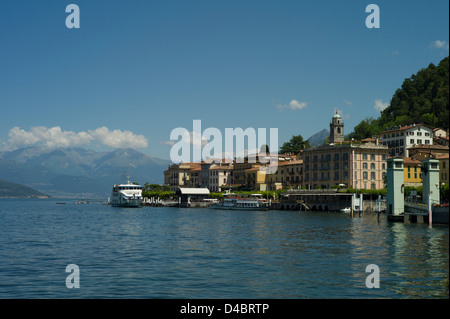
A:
[164,162,201,191]
[302,142,388,190]
[408,144,449,161]
[381,124,433,157]
[402,157,422,187]
[436,154,449,185]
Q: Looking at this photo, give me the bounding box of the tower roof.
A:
[332,111,341,118]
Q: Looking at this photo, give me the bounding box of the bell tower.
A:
[330,110,344,144]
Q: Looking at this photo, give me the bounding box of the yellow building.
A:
[164,162,201,191]
[402,157,422,187]
[436,154,449,185]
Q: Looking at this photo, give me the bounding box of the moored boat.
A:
[212,192,269,211]
[110,179,143,208]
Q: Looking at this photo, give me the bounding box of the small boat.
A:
[110,178,143,208]
[340,207,351,213]
[212,192,269,211]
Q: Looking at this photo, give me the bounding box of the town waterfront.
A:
[0,198,448,299]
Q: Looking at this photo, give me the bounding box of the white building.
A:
[381,124,433,157]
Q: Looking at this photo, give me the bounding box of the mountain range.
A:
[0,147,169,198]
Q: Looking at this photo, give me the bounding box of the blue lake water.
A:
[0,198,448,299]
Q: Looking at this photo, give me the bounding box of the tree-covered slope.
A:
[0,179,49,198]
[349,56,449,140]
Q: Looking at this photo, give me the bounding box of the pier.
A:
[270,189,386,212]
[387,157,449,225]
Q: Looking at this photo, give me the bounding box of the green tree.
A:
[279,135,311,154]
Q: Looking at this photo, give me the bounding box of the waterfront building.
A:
[208,165,234,192]
[265,159,303,190]
[380,124,433,157]
[408,144,449,161]
[200,159,233,190]
[302,142,388,190]
[436,154,449,185]
[233,154,295,189]
[303,113,388,190]
[163,162,201,191]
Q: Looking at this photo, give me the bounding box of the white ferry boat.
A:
[110,180,143,208]
[212,192,269,211]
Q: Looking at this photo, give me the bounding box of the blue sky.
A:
[0,0,448,160]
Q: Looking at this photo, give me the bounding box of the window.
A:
[363,172,368,180]
[371,163,375,169]
[363,162,368,169]
[334,172,339,180]
[371,183,376,190]
[371,172,375,180]
[425,140,430,144]
[408,173,411,179]
[363,154,368,160]
[371,154,375,161]
[410,139,414,144]
[417,139,422,144]
[382,163,385,170]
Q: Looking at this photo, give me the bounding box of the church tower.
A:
[329,111,344,144]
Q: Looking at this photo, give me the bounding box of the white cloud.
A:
[374,99,389,113]
[276,99,307,111]
[431,40,449,50]
[7,126,93,149]
[344,100,353,106]
[88,126,148,149]
[2,126,148,151]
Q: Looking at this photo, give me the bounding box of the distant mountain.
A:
[0,147,170,198]
[307,129,329,147]
[0,178,49,198]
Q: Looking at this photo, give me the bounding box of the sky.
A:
[0,0,448,161]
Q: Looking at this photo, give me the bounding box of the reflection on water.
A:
[0,199,448,298]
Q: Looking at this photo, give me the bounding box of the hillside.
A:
[349,56,449,140]
[0,179,49,198]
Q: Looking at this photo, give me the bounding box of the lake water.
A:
[0,198,448,299]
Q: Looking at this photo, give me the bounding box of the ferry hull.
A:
[111,199,142,208]
[212,204,269,211]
